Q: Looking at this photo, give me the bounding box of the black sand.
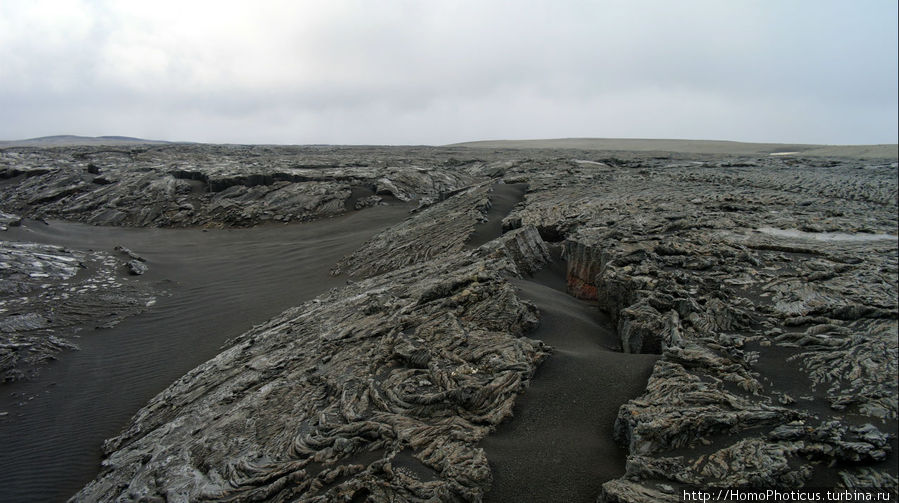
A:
[467,183,528,248]
[481,253,659,502]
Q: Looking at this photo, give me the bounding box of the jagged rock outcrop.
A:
[0,145,478,228]
[507,158,898,499]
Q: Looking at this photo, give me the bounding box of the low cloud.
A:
[1,0,896,144]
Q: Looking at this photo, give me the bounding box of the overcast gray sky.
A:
[1,1,896,145]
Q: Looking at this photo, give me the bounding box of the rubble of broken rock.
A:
[1,143,897,500]
[0,240,157,382]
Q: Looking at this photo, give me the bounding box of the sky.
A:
[1,0,896,145]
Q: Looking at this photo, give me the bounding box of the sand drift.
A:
[0,143,896,502]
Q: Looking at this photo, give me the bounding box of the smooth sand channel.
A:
[466,183,528,249]
[481,252,659,502]
[0,203,411,503]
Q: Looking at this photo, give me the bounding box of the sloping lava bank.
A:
[74,225,555,501]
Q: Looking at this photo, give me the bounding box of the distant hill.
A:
[0,135,171,147]
[448,138,899,160]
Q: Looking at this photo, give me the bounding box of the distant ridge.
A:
[0,135,170,147]
[448,138,899,159]
[2,136,895,159]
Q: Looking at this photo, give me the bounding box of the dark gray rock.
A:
[114,245,145,262]
[0,211,21,231]
[126,259,148,275]
[0,241,156,382]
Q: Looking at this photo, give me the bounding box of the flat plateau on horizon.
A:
[2,135,897,160]
[449,138,899,159]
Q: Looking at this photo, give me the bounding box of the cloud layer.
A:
[1,0,896,144]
